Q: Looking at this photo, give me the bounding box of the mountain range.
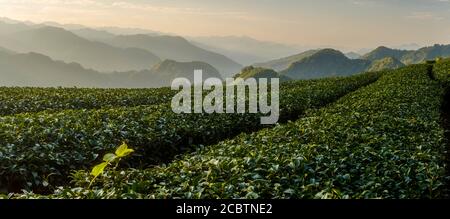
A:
[252,44,450,80]
[0,19,242,77]
[103,34,242,77]
[280,49,371,80]
[0,49,220,88]
[363,45,450,64]
[0,26,162,72]
[112,59,222,88]
[1,17,450,87]
[189,36,309,66]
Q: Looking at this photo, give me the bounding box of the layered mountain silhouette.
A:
[0,19,31,35]
[1,18,450,87]
[254,44,450,80]
[190,36,306,65]
[113,59,222,88]
[0,19,241,78]
[401,44,450,64]
[0,50,220,88]
[0,50,107,87]
[71,28,117,41]
[103,34,242,77]
[0,26,161,72]
[362,44,450,64]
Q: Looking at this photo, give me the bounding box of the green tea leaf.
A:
[91,162,108,177]
[103,153,117,162]
[115,143,134,158]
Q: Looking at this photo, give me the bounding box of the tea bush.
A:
[34,64,447,199]
[0,71,381,192]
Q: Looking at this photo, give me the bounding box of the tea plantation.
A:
[1,61,449,199]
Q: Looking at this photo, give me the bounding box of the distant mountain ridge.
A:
[0,50,221,88]
[0,46,14,55]
[2,17,450,84]
[0,51,107,87]
[280,49,371,80]
[345,52,361,59]
[104,34,242,77]
[0,19,242,78]
[0,26,161,72]
[254,50,319,71]
[189,35,308,65]
[362,46,411,62]
[362,44,450,64]
[255,44,450,80]
[110,59,223,88]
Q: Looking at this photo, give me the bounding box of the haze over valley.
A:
[0,0,449,87]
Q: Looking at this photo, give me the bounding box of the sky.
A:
[0,0,449,50]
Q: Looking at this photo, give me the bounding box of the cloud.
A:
[0,0,246,17]
[406,11,445,20]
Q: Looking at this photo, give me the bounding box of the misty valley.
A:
[0,1,449,205]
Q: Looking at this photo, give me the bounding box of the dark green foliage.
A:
[433,58,450,84]
[363,44,450,65]
[233,66,292,82]
[0,87,177,116]
[33,65,447,199]
[367,57,405,72]
[0,72,381,192]
[281,49,371,80]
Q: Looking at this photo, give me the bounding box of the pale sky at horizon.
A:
[0,0,449,50]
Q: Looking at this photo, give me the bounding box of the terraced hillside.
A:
[1,62,449,199]
[0,72,381,193]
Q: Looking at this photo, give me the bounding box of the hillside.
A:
[367,57,405,72]
[363,44,450,64]
[5,63,449,199]
[345,52,361,59]
[401,44,450,64]
[281,49,371,80]
[233,66,292,82]
[71,28,117,41]
[254,50,319,71]
[0,51,221,88]
[0,51,107,87]
[0,20,31,35]
[190,36,305,65]
[362,46,411,61]
[104,34,242,77]
[0,46,14,55]
[0,26,161,72]
[115,60,223,88]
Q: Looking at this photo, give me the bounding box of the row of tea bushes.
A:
[0,71,382,192]
[34,64,447,199]
[0,87,177,116]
